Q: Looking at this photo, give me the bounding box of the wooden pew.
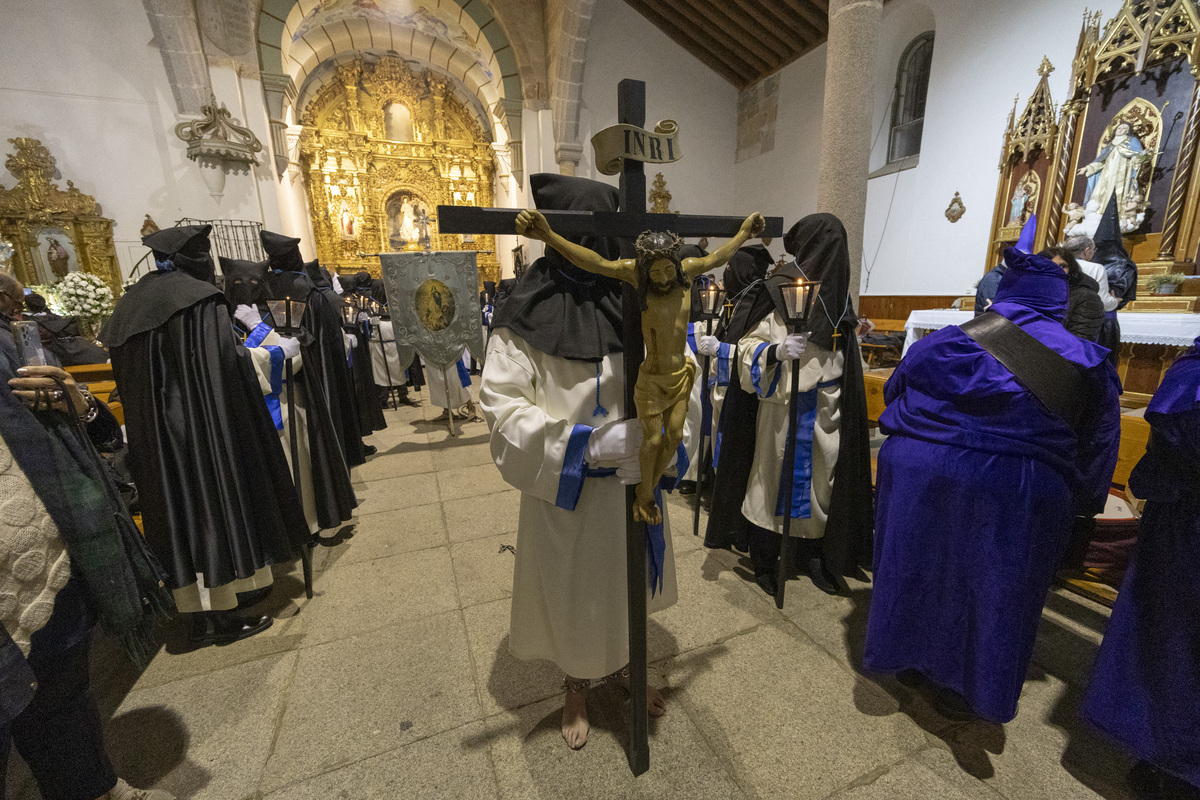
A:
[64,364,122,426]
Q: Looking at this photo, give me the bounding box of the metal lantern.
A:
[698,283,725,320]
[779,280,821,330]
[340,302,359,326]
[267,297,307,336]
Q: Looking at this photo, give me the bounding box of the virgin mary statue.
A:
[1079,122,1144,213]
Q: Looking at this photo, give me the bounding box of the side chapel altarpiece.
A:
[0,138,122,298]
[298,56,500,285]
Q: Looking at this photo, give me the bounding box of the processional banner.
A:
[378,250,484,368]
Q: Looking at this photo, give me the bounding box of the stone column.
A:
[816,0,883,302]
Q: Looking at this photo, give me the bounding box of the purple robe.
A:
[1081,336,1200,787]
[864,298,1120,723]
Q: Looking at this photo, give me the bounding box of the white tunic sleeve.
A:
[479,329,596,510]
[737,311,829,406]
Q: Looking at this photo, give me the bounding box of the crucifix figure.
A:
[515,208,764,523]
[413,206,433,249]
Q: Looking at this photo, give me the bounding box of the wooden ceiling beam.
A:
[809,0,830,12]
[726,0,816,51]
[759,1,826,42]
[657,0,776,74]
[686,0,797,63]
[624,0,755,86]
[779,0,829,34]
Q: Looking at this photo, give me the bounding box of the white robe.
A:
[367,318,415,387]
[427,351,472,409]
[480,327,679,679]
[738,311,844,538]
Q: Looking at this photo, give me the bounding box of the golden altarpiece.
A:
[298,56,500,285]
[985,1,1200,403]
[0,138,122,298]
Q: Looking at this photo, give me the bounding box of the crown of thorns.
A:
[634,230,684,260]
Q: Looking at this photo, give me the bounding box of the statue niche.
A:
[298,55,499,284]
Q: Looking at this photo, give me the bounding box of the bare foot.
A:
[632,496,662,526]
[562,679,589,750]
[608,668,667,717]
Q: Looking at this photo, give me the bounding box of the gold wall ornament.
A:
[297,55,500,285]
[648,172,672,213]
[140,214,160,238]
[945,192,966,223]
[0,138,121,298]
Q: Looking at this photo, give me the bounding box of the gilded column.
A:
[1157,68,1200,260]
[1044,100,1084,247]
[816,0,883,302]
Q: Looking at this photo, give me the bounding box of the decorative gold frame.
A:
[0,138,122,297]
[298,56,499,285]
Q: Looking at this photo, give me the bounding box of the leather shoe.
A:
[362,444,378,456]
[190,612,273,646]
[677,480,696,496]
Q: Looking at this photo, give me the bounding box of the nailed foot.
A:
[632,496,662,526]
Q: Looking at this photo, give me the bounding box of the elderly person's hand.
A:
[8,365,90,416]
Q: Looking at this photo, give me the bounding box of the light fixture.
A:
[779,280,821,332]
[267,297,307,336]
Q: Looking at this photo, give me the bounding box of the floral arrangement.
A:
[1146,273,1186,294]
[53,271,114,327]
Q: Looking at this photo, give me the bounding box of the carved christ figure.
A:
[516,209,766,524]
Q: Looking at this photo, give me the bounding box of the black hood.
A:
[221,257,269,307]
[488,173,627,362]
[1093,196,1138,308]
[143,225,216,283]
[260,230,306,273]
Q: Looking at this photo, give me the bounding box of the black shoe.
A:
[805,556,848,596]
[190,612,273,646]
[362,444,378,456]
[397,396,421,407]
[677,480,696,496]
[932,687,979,722]
[754,571,778,597]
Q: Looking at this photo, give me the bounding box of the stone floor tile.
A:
[429,436,494,471]
[104,653,298,800]
[450,532,517,608]
[444,488,520,542]
[437,463,513,501]
[264,721,499,800]
[481,692,745,800]
[426,419,490,446]
[648,548,766,663]
[260,611,481,792]
[664,625,927,800]
[827,747,1003,799]
[945,673,1135,800]
[463,598,563,717]
[354,448,436,481]
[352,472,439,515]
[296,548,459,646]
[663,492,707,555]
[327,503,447,568]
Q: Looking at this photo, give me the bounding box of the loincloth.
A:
[633,361,696,418]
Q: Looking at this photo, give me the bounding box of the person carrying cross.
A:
[515,207,765,525]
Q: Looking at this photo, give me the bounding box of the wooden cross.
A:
[438,78,782,775]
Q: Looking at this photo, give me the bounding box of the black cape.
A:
[261,269,361,529]
[705,214,874,578]
[103,284,307,591]
[1094,196,1138,310]
[489,173,627,362]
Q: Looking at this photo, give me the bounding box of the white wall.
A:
[0,0,277,279]
[734,0,1126,297]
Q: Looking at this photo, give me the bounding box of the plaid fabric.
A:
[0,328,172,669]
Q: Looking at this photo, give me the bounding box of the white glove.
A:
[697,335,721,357]
[778,333,808,361]
[332,273,344,293]
[585,418,642,463]
[276,336,301,360]
[346,333,358,348]
[235,304,263,330]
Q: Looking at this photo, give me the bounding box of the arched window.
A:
[384,102,413,142]
[888,32,934,163]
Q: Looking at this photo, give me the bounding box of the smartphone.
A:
[12,320,46,367]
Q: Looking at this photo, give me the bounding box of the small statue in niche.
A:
[47,238,70,279]
[1062,202,1085,234]
[515,208,765,524]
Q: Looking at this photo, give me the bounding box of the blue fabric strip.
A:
[687,323,698,356]
[774,387,819,519]
[716,342,732,386]
[263,345,284,431]
[659,442,689,493]
[713,392,727,469]
[346,339,354,369]
[555,424,593,511]
[456,359,471,388]
[245,321,272,348]
[647,485,666,597]
[751,343,782,399]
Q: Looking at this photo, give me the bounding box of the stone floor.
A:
[6,396,1141,800]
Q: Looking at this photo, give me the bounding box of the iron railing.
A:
[129,218,266,281]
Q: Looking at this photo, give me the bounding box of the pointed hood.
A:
[994,247,1068,321]
[1092,196,1138,308]
[260,230,306,273]
[1015,213,1037,254]
[220,257,269,307]
[143,225,216,282]
[488,172,626,361]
